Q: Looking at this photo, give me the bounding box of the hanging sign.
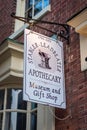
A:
[23,29,66,108]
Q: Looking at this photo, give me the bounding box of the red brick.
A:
[0,0,16,44]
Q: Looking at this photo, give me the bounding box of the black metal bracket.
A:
[11,13,70,44]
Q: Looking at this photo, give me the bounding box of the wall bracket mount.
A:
[11,12,70,44]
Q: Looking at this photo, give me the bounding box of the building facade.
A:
[0,0,87,130]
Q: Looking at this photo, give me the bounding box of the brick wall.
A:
[52,1,87,130]
[0,0,16,44]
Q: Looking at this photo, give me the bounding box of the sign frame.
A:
[23,29,66,108]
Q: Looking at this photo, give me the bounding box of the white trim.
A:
[14,0,25,32]
[80,35,87,71]
[9,24,29,39]
[67,8,87,28]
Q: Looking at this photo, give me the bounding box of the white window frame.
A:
[27,102,55,130]
[0,88,27,130]
[25,0,51,19]
[14,0,25,32]
[0,87,55,130]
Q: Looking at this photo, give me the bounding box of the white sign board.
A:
[23,29,66,108]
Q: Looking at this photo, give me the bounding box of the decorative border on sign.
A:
[24,29,66,108]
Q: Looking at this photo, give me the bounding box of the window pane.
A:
[0,113,3,130]
[30,103,37,130]
[34,0,42,16]
[31,103,37,110]
[0,89,4,110]
[6,89,27,110]
[26,0,50,18]
[17,91,27,110]
[28,0,33,7]
[4,112,11,130]
[26,0,33,8]
[30,112,37,130]
[44,0,49,8]
[26,0,33,18]
[16,113,26,130]
[4,112,26,130]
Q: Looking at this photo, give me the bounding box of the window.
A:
[30,103,37,130]
[0,88,38,130]
[0,88,55,130]
[0,88,27,130]
[25,0,50,19]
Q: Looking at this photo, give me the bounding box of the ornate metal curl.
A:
[11,12,70,44]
